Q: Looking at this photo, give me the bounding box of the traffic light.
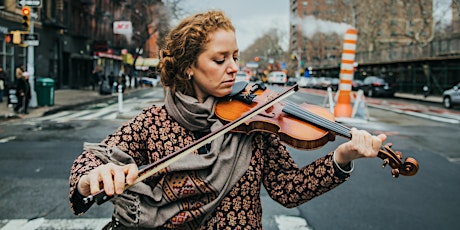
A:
[12,31,22,44]
[5,33,13,43]
[21,6,31,30]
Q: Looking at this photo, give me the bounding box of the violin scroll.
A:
[378,143,419,177]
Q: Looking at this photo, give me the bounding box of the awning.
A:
[122,54,159,67]
[94,52,123,61]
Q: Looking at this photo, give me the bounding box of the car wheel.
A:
[443,96,452,109]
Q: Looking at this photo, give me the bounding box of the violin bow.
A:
[83,85,299,205]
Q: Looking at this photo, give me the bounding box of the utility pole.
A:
[18,0,41,107]
[27,10,37,108]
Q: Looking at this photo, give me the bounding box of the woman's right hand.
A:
[77,163,138,197]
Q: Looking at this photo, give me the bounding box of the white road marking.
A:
[274,215,312,230]
[0,136,16,143]
[0,218,111,230]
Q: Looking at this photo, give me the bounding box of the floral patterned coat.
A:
[69,104,350,229]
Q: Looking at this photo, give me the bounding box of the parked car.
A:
[235,71,251,83]
[286,77,299,86]
[297,77,307,87]
[313,77,332,90]
[358,76,395,97]
[352,79,363,91]
[267,71,288,86]
[442,82,460,109]
[306,77,319,88]
[329,78,340,91]
[140,77,160,87]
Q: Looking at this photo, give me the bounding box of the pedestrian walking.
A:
[69,10,386,229]
[14,72,31,114]
[91,66,103,91]
[15,65,24,80]
[108,71,116,92]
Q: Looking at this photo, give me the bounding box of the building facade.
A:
[289,0,460,95]
[289,0,435,73]
[0,0,164,90]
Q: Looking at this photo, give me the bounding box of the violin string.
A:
[283,102,351,138]
[286,103,389,152]
[271,87,406,174]
[270,86,351,137]
[273,87,352,136]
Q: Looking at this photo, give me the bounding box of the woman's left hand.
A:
[334,128,387,167]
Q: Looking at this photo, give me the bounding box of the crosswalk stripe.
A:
[30,95,164,123]
[34,111,72,121]
[1,216,311,230]
[274,215,312,230]
[0,218,111,230]
[54,110,95,122]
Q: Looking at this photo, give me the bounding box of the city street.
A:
[0,87,459,230]
[2,1,459,229]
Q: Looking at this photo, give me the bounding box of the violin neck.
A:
[282,103,352,139]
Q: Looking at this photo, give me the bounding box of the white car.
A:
[141,77,160,87]
[442,82,460,109]
[235,71,251,82]
[297,77,318,88]
[267,71,287,86]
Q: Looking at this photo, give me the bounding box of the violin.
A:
[84,83,299,205]
[215,83,419,177]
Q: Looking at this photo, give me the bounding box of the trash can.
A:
[36,78,55,106]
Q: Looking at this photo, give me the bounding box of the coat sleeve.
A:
[68,109,154,215]
[261,133,350,208]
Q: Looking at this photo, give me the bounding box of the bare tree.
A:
[241,28,287,74]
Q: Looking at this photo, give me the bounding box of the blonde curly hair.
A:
[158,10,235,96]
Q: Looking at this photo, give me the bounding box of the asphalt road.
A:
[0,88,459,230]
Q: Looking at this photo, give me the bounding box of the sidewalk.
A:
[394,92,443,104]
[0,86,154,122]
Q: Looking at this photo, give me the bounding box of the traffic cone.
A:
[334,28,358,118]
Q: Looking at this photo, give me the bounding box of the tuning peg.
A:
[382,158,389,168]
[391,168,400,178]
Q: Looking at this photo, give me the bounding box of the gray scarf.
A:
[85,88,253,229]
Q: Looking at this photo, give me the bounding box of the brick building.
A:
[0,0,165,89]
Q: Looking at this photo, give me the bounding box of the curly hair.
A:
[158,10,235,96]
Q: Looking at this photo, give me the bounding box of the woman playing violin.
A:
[69,10,386,229]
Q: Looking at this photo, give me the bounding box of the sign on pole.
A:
[17,0,41,7]
[22,33,39,46]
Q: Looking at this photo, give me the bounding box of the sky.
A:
[178,0,290,51]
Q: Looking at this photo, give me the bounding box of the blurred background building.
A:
[1,0,459,95]
[289,0,460,95]
[0,0,168,90]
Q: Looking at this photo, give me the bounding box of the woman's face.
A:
[188,29,239,102]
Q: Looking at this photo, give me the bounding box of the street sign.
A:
[17,0,41,7]
[22,33,39,46]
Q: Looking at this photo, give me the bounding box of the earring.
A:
[187,73,192,80]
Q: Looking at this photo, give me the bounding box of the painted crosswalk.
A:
[0,218,111,230]
[0,215,312,230]
[32,97,152,123]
